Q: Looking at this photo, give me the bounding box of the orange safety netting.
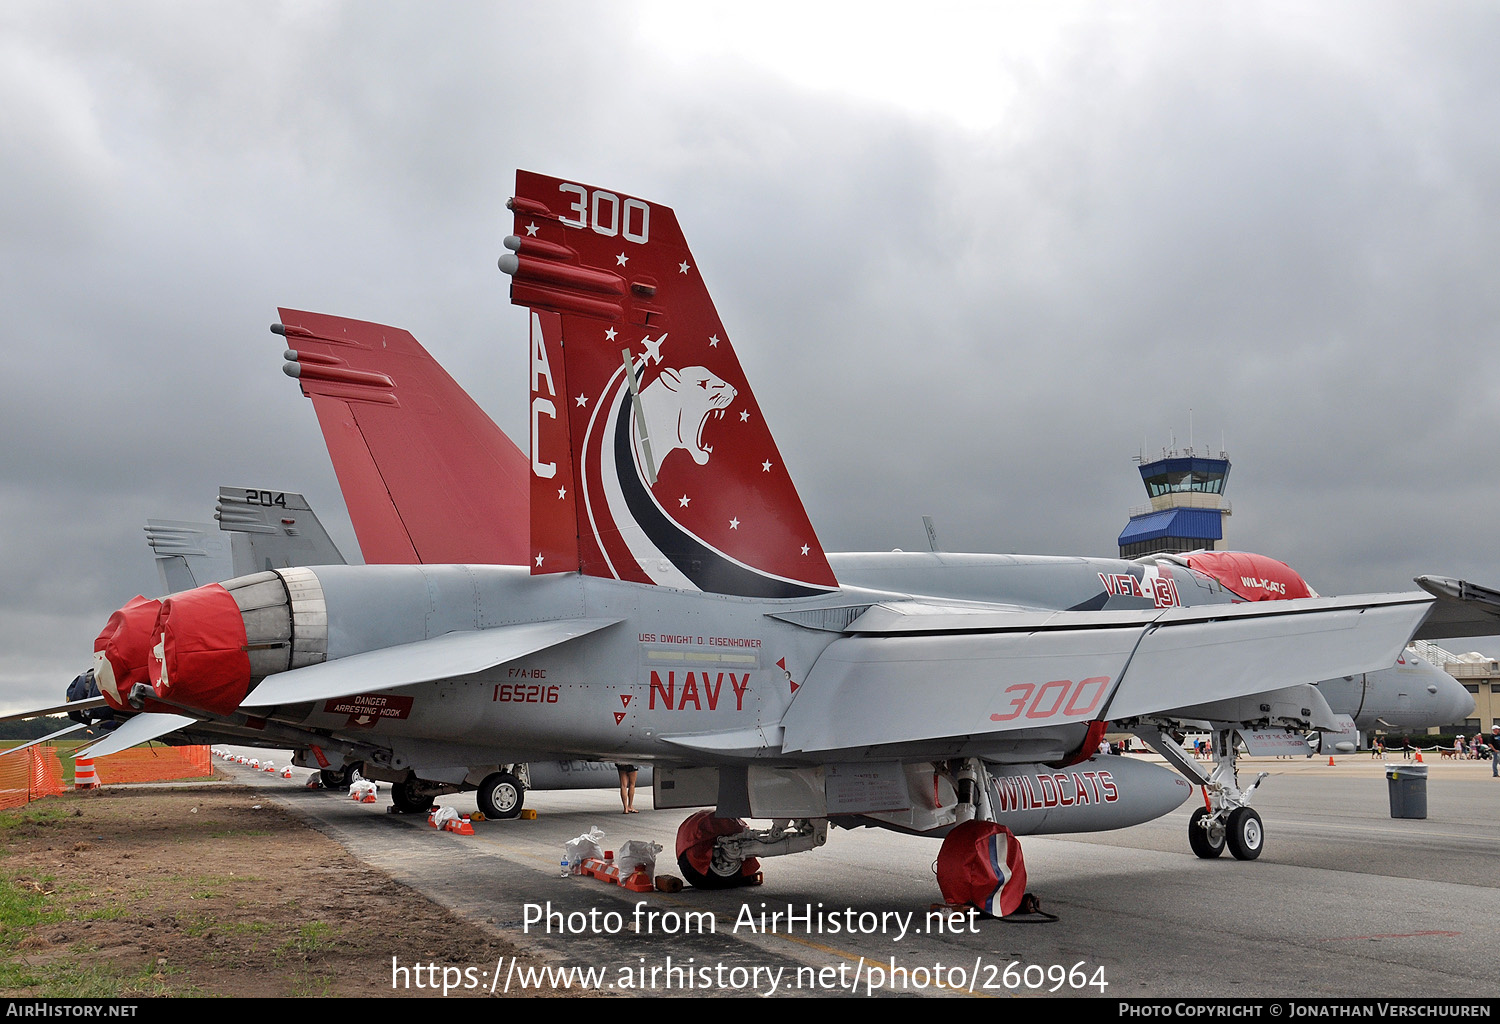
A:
[0,747,66,809]
[92,745,212,784]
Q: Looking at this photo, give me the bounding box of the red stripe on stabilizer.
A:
[280,309,529,566]
[150,584,252,716]
[508,170,837,594]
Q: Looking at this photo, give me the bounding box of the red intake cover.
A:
[93,596,162,712]
[1184,551,1314,602]
[149,584,252,716]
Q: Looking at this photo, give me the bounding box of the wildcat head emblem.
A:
[637,366,736,467]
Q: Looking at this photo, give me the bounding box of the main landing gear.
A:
[674,810,826,889]
[476,770,526,820]
[1138,726,1267,861]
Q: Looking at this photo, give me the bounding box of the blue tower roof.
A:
[1117,507,1224,548]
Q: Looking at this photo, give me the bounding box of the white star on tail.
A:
[761,460,773,472]
[679,260,691,274]
[558,487,566,499]
[535,554,544,567]
[525,222,538,236]
[616,252,629,266]
[605,326,617,341]
[679,495,690,507]
[729,517,740,530]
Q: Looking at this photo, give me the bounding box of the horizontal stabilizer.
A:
[782,592,1430,756]
[0,696,107,724]
[78,713,198,759]
[1413,575,1500,640]
[5,722,90,755]
[239,618,621,708]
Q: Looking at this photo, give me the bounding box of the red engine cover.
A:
[149,584,252,716]
[93,596,162,712]
[1184,551,1315,602]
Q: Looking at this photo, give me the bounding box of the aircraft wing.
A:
[781,592,1431,756]
[0,697,107,724]
[275,309,529,566]
[239,618,621,708]
[5,722,92,755]
[77,713,199,759]
[1412,576,1500,640]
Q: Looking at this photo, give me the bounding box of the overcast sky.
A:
[3,1,1498,712]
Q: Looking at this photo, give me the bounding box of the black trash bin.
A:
[1386,763,1428,819]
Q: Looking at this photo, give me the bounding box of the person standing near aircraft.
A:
[616,764,639,813]
[1490,726,1499,777]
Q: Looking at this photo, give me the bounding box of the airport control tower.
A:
[1117,446,1232,559]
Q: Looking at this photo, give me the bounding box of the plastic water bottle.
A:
[559,856,570,878]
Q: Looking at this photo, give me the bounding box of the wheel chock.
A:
[519,809,538,820]
[623,869,654,893]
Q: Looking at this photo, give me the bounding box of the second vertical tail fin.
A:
[502,170,837,598]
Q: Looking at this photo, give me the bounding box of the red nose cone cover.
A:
[93,596,162,711]
[1184,551,1315,602]
[150,584,252,715]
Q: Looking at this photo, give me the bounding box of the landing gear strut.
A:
[1137,726,1268,861]
[675,811,826,889]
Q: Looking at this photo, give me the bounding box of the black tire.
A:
[319,762,364,789]
[476,771,525,819]
[1226,806,1264,861]
[391,778,436,814]
[1188,806,1225,859]
[676,852,759,890]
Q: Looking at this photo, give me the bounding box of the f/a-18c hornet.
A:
[29,171,1496,895]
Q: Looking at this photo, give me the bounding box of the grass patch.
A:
[0,805,74,835]
[276,921,339,958]
[0,873,67,942]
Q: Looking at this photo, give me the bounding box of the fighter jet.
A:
[63,172,1443,892]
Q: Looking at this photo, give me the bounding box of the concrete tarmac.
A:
[223,751,1500,999]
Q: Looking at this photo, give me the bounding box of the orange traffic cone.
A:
[281,767,292,779]
[1414,751,1424,764]
[1327,756,1336,766]
[73,758,99,790]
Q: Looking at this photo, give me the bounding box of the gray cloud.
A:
[3,1,1499,712]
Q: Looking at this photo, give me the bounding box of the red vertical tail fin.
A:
[277,310,529,565]
[502,171,837,597]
